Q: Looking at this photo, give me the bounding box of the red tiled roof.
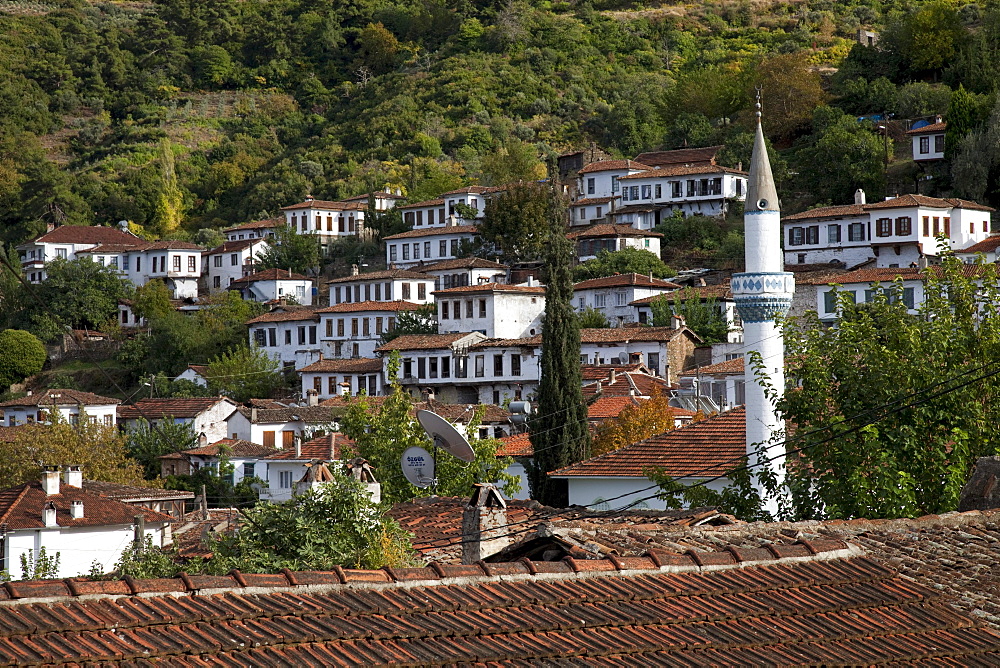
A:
[433,282,545,295]
[280,199,365,211]
[265,433,352,460]
[163,438,276,459]
[581,371,671,398]
[230,268,311,285]
[26,225,142,246]
[0,389,119,408]
[235,406,345,424]
[118,397,236,420]
[681,357,745,376]
[204,239,265,255]
[80,480,194,502]
[960,235,1000,254]
[222,217,283,233]
[326,268,430,283]
[299,357,383,374]
[906,121,947,134]
[577,159,651,174]
[581,363,646,380]
[567,223,663,239]
[341,191,406,201]
[316,300,421,314]
[632,283,733,304]
[244,306,320,324]
[551,407,745,477]
[470,327,696,350]
[143,240,202,251]
[574,273,681,290]
[441,185,499,195]
[588,395,644,419]
[396,198,445,209]
[497,432,533,457]
[633,145,722,167]
[415,257,508,272]
[375,332,481,352]
[618,164,746,179]
[383,225,478,240]
[824,264,994,285]
[2,535,999,663]
[570,196,616,206]
[0,480,173,530]
[782,203,868,221]
[864,193,994,212]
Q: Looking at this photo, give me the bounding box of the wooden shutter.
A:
[282,431,295,448]
[263,431,275,448]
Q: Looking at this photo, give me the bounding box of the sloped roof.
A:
[163,439,276,459]
[415,257,508,272]
[567,223,663,239]
[634,145,722,167]
[374,332,481,352]
[117,397,236,420]
[280,199,365,211]
[440,185,499,195]
[581,370,671,398]
[959,235,1000,254]
[203,239,265,255]
[577,159,651,174]
[824,264,993,285]
[222,217,283,233]
[316,300,421,314]
[497,432,533,457]
[0,389,119,408]
[80,480,194,503]
[587,395,644,419]
[680,357,745,376]
[264,433,352,460]
[235,406,343,425]
[326,268,430,283]
[433,282,545,295]
[25,225,141,246]
[230,268,311,285]
[632,283,733,304]
[0,480,173,530]
[618,164,746,180]
[396,198,445,209]
[782,203,868,221]
[865,193,994,212]
[244,306,320,324]
[569,196,616,206]
[383,225,478,240]
[906,121,947,134]
[299,357,383,374]
[470,327,696,351]
[341,191,406,201]
[574,273,681,290]
[550,406,745,478]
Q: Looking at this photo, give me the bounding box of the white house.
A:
[327,268,435,306]
[616,164,748,222]
[222,217,283,242]
[17,224,143,283]
[906,119,946,162]
[416,257,508,290]
[280,197,368,245]
[376,332,488,403]
[225,406,342,450]
[783,192,994,269]
[0,467,173,579]
[77,240,203,300]
[176,364,209,387]
[383,225,480,269]
[630,283,743,345]
[573,273,681,326]
[677,357,747,413]
[300,357,384,400]
[957,235,1000,263]
[398,186,494,230]
[317,300,421,360]
[549,407,745,510]
[0,389,119,427]
[576,159,652,201]
[569,197,616,228]
[157,438,276,484]
[434,281,546,339]
[811,265,967,323]
[230,268,315,305]
[118,397,240,444]
[260,433,349,502]
[340,190,405,211]
[245,306,321,370]
[203,238,269,292]
[568,224,662,261]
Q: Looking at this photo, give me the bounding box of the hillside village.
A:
[5,0,1000,663]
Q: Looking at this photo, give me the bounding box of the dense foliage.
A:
[205,344,284,402]
[0,329,46,388]
[650,291,730,344]
[573,247,674,281]
[591,392,675,457]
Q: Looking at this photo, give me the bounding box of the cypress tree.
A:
[527,185,591,506]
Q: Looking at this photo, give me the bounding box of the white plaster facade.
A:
[223,217,283,242]
[328,270,435,306]
[434,283,546,339]
[0,390,119,428]
[569,225,662,262]
[616,167,748,221]
[231,269,315,305]
[118,398,240,444]
[204,238,269,292]
[318,301,420,360]
[416,258,508,291]
[281,197,368,244]
[245,307,321,370]
[907,121,946,162]
[383,225,480,270]
[573,274,680,326]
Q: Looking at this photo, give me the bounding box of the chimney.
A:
[595,380,602,394]
[670,314,686,330]
[251,407,258,423]
[610,369,617,385]
[854,189,866,205]
[295,435,302,459]
[41,468,60,496]
[959,455,1000,511]
[462,483,509,564]
[935,114,943,124]
[197,432,208,448]
[306,389,319,406]
[63,465,82,488]
[328,433,337,461]
[345,458,380,504]
[305,195,314,202]
[43,501,58,527]
[351,264,359,276]
[527,275,534,287]
[70,500,84,519]
[318,351,324,362]
[918,255,930,270]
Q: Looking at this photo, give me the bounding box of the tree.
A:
[378,303,436,345]
[131,280,174,323]
[902,1,966,74]
[573,248,675,281]
[341,354,520,505]
[0,420,148,490]
[125,418,198,479]
[208,475,415,573]
[480,182,552,263]
[591,393,676,457]
[205,344,283,403]
[0,329,46,388]
[255,225,321,275]
[650,291,728,344]
[779,254,1000,520]
[577,307,609,329]
[947,84,992,162]
[527,186,591,506]
[480,139,545,186]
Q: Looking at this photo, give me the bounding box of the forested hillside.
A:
[0,0,996,247]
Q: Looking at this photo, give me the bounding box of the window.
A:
[629,186,639,200]
[424,241,431,258]
[622,188,629,202]
[923,216,930,236]
[414,243,421,260]
[587,177,595,194]
[439,240,447,257]
[417,357,426,378]
[441,301,449,319]
[326,319,333,337]
[263,431,275,448]
[920,136,930,154]
[671,181,682,198]
[654,184,662,198]
[230,253,238,266]
[329,376,337,394]
[402,283,411,299]
[313,376,322,392]
[896,217,912,236]
[594,293,606,308]
[450,239,459,256]
[212,255,222,268]
[254,329,267,346]
[641,185,652,200]
[466,300,473,317]
[828,225,841,243]
[351,319,359,336]
[427,209,435,225]
[429,357,438,378]
[479,299,487,317]
[337,319,344,336]
[493,355,504,376]
[596,206,602,218]
[849,223,865,242]
[711,178,722,195]
[475,355,485,377]
[805,226,820,244]
[135,257,141,272]
[511,355,521,376]
[687,180,696,196]
[188,256,196,272]
[269,329,277,346]
[418,283,426,300]
[376,317,383,334]
[285,330,292,345]
[298,326,307,344]
[876,218,892,237]
[933,217,940,235]
[935,134,945,153]
[390,245,398,262]
[823,290,838,314]
[172,255,181,271]
[279,471,293,489]
[647,353,659,375]
[615,292,626,307]
[402,245,410,260]
[788,227,804,246]
[611,175,619,193]
[944,217,951,236]
[362,319,369,336]
[441,357,450,378]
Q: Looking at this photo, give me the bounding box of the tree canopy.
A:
[573,248,675,281]
[0,329,46,388]
[479,182,552,263]
[255,226,321,275]
[205,344,284,403]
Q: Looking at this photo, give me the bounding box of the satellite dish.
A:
[416,410,475,463]
[117,220,129,230]
[401,446,435,488]
[617,352,629,364]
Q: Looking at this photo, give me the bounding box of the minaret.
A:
[731,90,794,514]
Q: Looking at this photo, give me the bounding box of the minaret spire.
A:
[731,86,794,516]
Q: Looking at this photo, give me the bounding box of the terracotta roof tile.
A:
[25,225,142,246]
[782,204,868,221]
[864,193,994,212]
[245,306,320,324]
[374,332,481,352]
[906,121,947,134]
[383,225,479,240]
[570,196,616,206]
[414,257,508,272]
[581,370,671,398]
[81,480,194,502]
[433,282,545,295]
[959,235,1000,254]
[824,264,994,285]
[567,223,663,239]
[117,397,237,420]
[264,433,352,460]
[440,185,499,195]
[0,480,173,530]
[316,300,421,314]
[230,268,311,285]
[341,191,406,201]
[550,407,745,478]
[0,389,120,408]
[618,164,746,179]
[234,406,344,424]
[574,273,681,290]
[587,395,644,419]
[680,357,745,376]
[299,357,383,374]
[633,145,722,167]
[204,239,266,254]
[222,217,284,232]
[577,160,651,174]
[163,438,277,459]
[632,283,733,304]
[326,268,430,282]
[497,432,533,457]
[397,198,445,209]
[280,199,365,211]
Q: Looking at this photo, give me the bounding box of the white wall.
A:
[563,476,729,511]
[5,404,117,428]
[4,524,166,579]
